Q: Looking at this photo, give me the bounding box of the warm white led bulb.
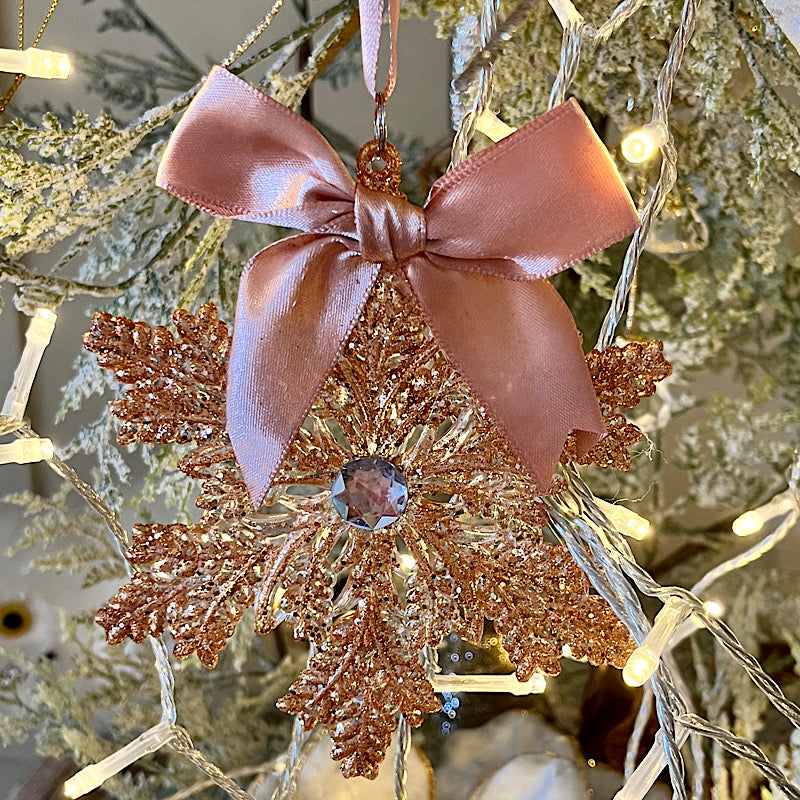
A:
[614,728,690,800]
[397,553,417,572]
[703,599,725,617]
[595,499,651,540]
[430,671,546,696]
[63,722,175,798]
[623,597,689,687]
[63,766,102,799]
[732,489,797,537]
[0,438,54,465]
[732,510,762,537]
[528,671,547,694]
[476,109,517,142]
[621,122,668,164]
[3,307,58,421]
[29,49,72,79]
[0,47,71,79]
[623,650,658,687]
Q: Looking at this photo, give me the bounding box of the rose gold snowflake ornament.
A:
[86,16,667,773]
[86,269,670,778]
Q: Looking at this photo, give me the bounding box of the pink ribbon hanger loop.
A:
[156,66,640,508]
[358,0,400,101]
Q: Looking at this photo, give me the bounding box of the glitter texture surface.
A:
[562,339,673,471]
[84,270,669,778]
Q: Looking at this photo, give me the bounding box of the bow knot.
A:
[355,185,426,265]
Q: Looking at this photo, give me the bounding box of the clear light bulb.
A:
[0,47,71,79]
[431,671,546,696]
[622,597,689,687]
[476,109,517,142]
[621,122,668,164]
[732,489,797,537]
[595,498,651,540]
[703,599,725,618]
[732,510,762,537]
[397,553,417,573]
[0,438,54,465]
[623,651,658,687]
[3,308,58,422]
[63,722,175,798]
[528,671,547,694]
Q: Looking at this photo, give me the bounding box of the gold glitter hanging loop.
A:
[356,139,405,198]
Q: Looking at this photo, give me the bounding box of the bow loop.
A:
[355,185,426,264]
[157,66,355,232]
[424,99,640,279]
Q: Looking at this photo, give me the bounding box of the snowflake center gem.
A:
[331,457,409,530]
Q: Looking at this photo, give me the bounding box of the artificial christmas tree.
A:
[2,0,800,798]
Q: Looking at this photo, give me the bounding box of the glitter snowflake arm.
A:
[587,340,673,408]
[485,538,634,677]
[85,303,256,522]
[96,522,265,667]
[252,510,340,641]
[563,340,672,471]
[277,533,440,779]
[403,509,633,676]
[401,507,489,646]
[83,303,230,445]
[177,438,251,520]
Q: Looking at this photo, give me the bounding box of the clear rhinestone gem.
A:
[331,457,408,530]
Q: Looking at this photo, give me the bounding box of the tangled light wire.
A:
[549,469,800,800]
[623,456,800,796]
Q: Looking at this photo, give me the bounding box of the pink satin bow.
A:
[156,66,640,507]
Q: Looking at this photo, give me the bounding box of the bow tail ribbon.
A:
[407,264,602,491]
[230,236,381,506]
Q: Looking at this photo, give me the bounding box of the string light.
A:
[732,489,796,536]
[621,121,668,164]
[63,721,176,798]
[703,599,724,618]
[476,108,517,142]
[0,47,71,79]
[623,597,689,687]
[0,437,54,465]
[615,463,800,799]
[594,498,651,540]
[614,729,690,800]
[431,670,546,696]
[3,308,58,422]
[397,552,417,573]
[731,510,761,536]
